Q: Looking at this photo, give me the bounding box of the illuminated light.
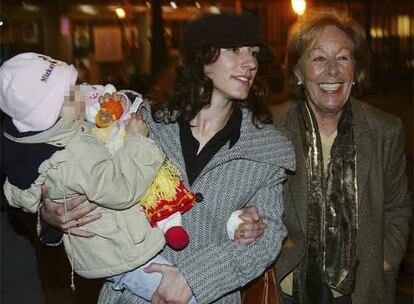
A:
[376,28,383,38]
[370,27,377,38]
[397,15,410,37]
[291,0,306,16]
[170,1,178,9]
[0,21,3,27]
[145,1,151,8]
[378,28,384,38]
[370,27,384,39]
[115,7,126,19]
[78,5,97,15]
[195,2,201,9]
[207,6,221,14]
[60,16,70,36]
[22,2,40,12]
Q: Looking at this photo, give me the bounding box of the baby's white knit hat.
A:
[0,52,78,132]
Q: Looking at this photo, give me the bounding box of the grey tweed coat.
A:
[98,106,295,304]
[274,99,412,304]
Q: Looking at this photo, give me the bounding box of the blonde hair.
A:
[287,8,370,97]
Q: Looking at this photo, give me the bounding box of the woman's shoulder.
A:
[241,108,284,136]
[240,109,295,171]
[352,99,403,134]
[272,100,300,132]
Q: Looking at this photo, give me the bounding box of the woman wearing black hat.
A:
[40,10,295,304]
[96,10,294,304]
[105,10,294,304]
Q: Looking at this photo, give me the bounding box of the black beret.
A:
[182,11,274,62]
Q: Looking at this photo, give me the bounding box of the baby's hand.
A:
[125,112,149,137]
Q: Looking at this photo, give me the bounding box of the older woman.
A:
[273,9,412,304]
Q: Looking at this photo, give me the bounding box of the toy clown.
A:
[84,84,197,251]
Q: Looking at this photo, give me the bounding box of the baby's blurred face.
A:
[61,85,87,119]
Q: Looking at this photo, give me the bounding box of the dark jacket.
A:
[274,99,412,304]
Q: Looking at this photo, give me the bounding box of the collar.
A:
[3,117,91,147]
[177,106,242,150]
[280,98,372,140]
[3,115,62,138]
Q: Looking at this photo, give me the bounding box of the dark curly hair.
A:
[152,41,272,127]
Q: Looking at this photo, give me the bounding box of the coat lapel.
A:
[351,100,373,214]
[198,109,295,179]
[148,120,190,185]
[148,117,250,187]
[191,110,267,183]
[278,104,309,232]
[148,114,243,186]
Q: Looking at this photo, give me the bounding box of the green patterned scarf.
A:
[292,100,358,304]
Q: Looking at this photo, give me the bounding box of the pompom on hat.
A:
[0,52,78,132]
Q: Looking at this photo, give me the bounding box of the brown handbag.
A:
[241,268,281,304]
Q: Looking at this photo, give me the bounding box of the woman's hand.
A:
[234,206,266,245]
[40,185,101,237]
[125,112,149,137]
[145,263,193,304]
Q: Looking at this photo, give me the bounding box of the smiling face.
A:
[295,25,354,118]
[204,46,259,103]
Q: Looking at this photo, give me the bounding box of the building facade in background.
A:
[1,0,412,92]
